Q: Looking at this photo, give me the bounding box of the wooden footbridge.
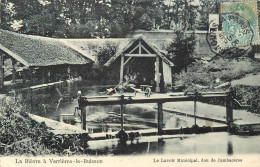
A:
[77,90,236,140]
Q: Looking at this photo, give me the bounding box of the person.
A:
[142,77,150,85]
[77,90,82,98]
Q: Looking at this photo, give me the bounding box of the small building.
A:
[0,29,93,91]
[104,35,174,92]
[60,30,216,92]
[61,34,176,92]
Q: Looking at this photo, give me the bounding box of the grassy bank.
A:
[234,85,260,113]
[173,57,260,113]
[0,97,88,156]
[174,57,260,91]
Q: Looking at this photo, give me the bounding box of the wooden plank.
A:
[124,54,156,57]
[160,108,227,124]
[29,113,87,134]
[155,56,160,92]
[86,95,134,99]
[120,55,124,84]
[60,114,74,116]
[0,53,4,91]
[79,94,227,106]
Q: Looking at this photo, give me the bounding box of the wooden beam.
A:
[158,102,163,135]
[79,94,227,106]
[139,40,142,54]
[226,92,234,128]
[22,69,26,85]
[194,99,197,125]
[120,104,124,130]
[0,53,4,92]
[120,55,124,84]
[124,54,156,57]
[155,56,160,93]
[42,67,45,84]
[11,58,16,83]
[141,45,152,54]
[129,45,139,54]
[123,56,133,66]
[0,45,30,67]
[81,106,87,131]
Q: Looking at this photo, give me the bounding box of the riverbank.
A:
[0,97,88,156]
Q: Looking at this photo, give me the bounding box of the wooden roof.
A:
[59,36,174,65]
[104,35,174,67]
[0,30,93,67]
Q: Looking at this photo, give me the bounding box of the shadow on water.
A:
[86,132,260,155]
[17,81,114,121]
[87,139,166,156]
[227,141,233,155]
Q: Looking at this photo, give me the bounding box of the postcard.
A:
[0,0,260,167]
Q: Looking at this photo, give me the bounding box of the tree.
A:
[167,0,197,73]
[168,30,196,72]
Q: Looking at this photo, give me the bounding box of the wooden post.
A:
[155,56,160,93]
[0,53,4,92]
[120,95,124,130]
[60,115,64,123]
[226,90,234,128]
[22,69,27,86]
[11,58,16,83]
[81,106,87,131]
[120,103,124,130]
[158,102,163,135]
[67,66,71,80]
[42,67,45,84]
[194,90,198,126]
[29,68,33,86]
[120,55,124,84]
[194,99,197,125]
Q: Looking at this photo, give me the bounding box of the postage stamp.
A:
[221,1,259,45]
[207,12,254,55]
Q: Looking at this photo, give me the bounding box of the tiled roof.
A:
[0,30,92,67]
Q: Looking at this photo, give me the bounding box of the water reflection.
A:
[87,132,260,155]
[16,81,260,155]
[227,141,233,155]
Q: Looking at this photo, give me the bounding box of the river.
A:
[24,81,260,155]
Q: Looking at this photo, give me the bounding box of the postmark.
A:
[207,12,254,55]
[221,1,259,45]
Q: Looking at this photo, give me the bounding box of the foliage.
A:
[174,57,259,91]
[217,47,250,59]
[0,0,221,38]
[235,85,260,113]
[168,30,196,73]
[0,97,88,156]
[95,42,119,65]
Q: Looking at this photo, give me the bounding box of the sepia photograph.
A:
[0,0,260,166]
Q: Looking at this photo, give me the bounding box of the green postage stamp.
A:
[221,1,259,45]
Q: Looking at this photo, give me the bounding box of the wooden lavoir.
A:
[78,91,234,136]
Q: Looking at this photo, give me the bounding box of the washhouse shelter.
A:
[0,29,93,91]
[104,36,174,93]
